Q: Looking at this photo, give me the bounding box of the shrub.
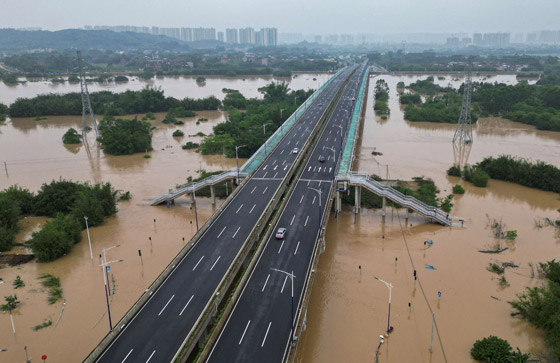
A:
[62,128,82,144]
[471,169,490,187]
[143,154,151,158]
[447,165,461,177]
[145,111,156,120]
[470,336,513,362]
[29,214,82,262]
[13,276,25,289]
[98,117,152,155]
[0,226,15,252]
[172,130,185,137]
[452,184,465,194]
[488,263,505,275]
[506,230,518,240]
[182,142,200,150]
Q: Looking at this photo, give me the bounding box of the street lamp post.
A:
[263,122,272,135]
[294,96,298,105]
[84,216,93,259]
[374,277,393,335]
[235,145,247,185]
[192,184,199,232]
[271,268,296,345]
[100,258,123,331]
[101,244,120,296]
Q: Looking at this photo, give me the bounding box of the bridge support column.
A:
[210,185,216,205]
[354,186,361,214]
[405,208,409,220]
[335,190,341,214]
[382,197,387,216]
[190,192,195,205]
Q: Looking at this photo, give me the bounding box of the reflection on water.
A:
[296,74,559,362]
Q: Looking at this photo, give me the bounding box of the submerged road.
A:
[207,62,368,363]
[95,67,356,363]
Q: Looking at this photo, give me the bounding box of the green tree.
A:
[0,226,15,252]
[62,128,82,144]
[30,214,82,262]
[33,180,84,216]
[470,336,513,363]
[98,117,152,155]
[452,184,465,194]
[0,294,20,312]
[2,185,34,214]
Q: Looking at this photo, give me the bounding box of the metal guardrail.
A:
[341,172,452,226]
[338,64,369,177]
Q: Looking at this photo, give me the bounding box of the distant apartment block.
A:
[83,25,276,46]
[226,28,238,43]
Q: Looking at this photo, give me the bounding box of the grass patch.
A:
[32,319,52,331]
[39,274,63,305]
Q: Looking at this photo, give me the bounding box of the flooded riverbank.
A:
[0,73,330,106]
[295,74,560,362]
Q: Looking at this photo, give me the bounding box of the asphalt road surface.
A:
[206,63,368,363]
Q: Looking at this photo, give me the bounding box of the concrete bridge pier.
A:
[382,196,387,216]
[335,190,342,214]
[210,185,216,205]
[405,208,409,220]
[354,186,361,214]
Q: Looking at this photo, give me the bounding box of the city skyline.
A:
[2,0,559,34]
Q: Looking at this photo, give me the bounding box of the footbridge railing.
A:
[150,170,246,206]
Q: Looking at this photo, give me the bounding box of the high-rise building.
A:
[226,28,238,43]
[181,28,193,42]
[217,31,224,42]
[193,27,216,41]
[239,27,256,44]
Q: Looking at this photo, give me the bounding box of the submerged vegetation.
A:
[199,82,313,158]
[510,260,560,358]
[62,128,82,144]
[98,117,152,156]
[39,274,63,304]
[374,79,390,115]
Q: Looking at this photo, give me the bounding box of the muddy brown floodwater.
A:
[0,74,558,363]
[295,74,560,363]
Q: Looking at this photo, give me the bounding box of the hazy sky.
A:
[3,0,559,34]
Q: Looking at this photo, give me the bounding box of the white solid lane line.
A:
[236,204,243,213]
[290,215,295,225]
[249,204,256,214]
[281,275,288,293]
[145,350,156,363]
[261,322,272,347]
[158,295,175,316]
[239,320,251,345]
[304,216,309,227]
[210,256,221,271]
[232,226,241,238]
[262,186,269,194]
[278,240,284,254]
[294,241,300,255]
[251,186,257,194]
[192,256,204,271]
[121,349,133,363]
[262,274,270,292]
[217,226,227,238]
[179,295,194,316]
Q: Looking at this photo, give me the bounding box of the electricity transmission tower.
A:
[452,62,473,169]
[77,51,99,138]
[452,63,473,145]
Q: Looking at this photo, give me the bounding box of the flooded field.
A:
[295,74,560,362]
[0,73,558,362]
[0,73,331,105]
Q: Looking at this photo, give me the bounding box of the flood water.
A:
[0,74,558,362]
[0,73,331,106]
[295,74,560,363]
